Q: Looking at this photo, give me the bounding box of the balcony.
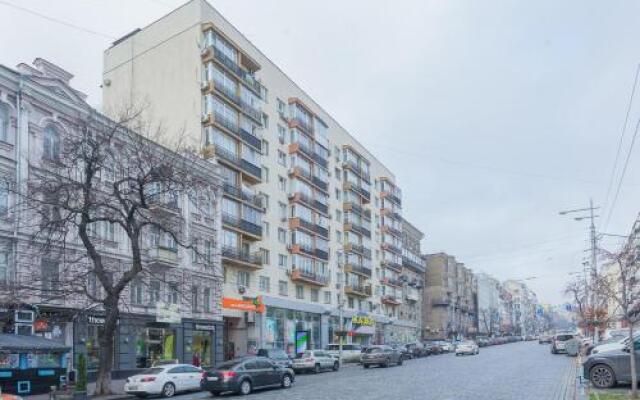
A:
[381,224,402,238]
[289,116,314,135]
[344,243,372,259]
[289,192,329,215]
[381,277,403,288]
[289,217,329,238]
[289,166,328,193]
[222,212,262,239]
[239,127,262,150]
[240,99,263,125]
[344,284,372,297]
[344,202,371,220]
[240,159,262,182]
[148,246,179,268]
[203,111,262,151]
[221,245,262,268]
[289,243,315,258]
[343,181,370,203]
[380,207,402,221]
[342,159,370,183]
[381,295,402,306]
[344,262,372,278]
[315,248,329,261]
[381,242,402,255]
[402,256,425,273]
[405,289,420,302]
[204,144,241,168]
[382,259,403,273]
[381,190,402,206]
[344,221,371,239]
[211,80,242,107]
[432,296,450,306]
[207,46,263,98]
[291,269,329,286]
[223,183,263,209]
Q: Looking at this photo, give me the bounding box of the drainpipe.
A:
[13,74,24,287]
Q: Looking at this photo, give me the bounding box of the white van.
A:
[325,343,363,363]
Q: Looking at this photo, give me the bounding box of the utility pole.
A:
[559,200,600,344]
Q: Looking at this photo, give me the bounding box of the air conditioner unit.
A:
[237,285,247,294]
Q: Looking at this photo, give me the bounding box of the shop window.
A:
[135,327,176,368]
[192,331,212,368]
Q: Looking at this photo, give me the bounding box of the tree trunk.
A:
[94,296,119,395]
[630,322,637,399]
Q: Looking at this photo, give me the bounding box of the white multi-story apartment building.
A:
[102,0,419,358]
[0,58,224,380]
[476,273,501,335]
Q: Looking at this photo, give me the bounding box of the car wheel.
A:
[383,359,390,368]
[282,374,293,389]
[333,361,339,371]
[238,379,252,396]
[590,364,616,389]
[363,364,370,369]
[314,363,321,374]
[161,383,175,398]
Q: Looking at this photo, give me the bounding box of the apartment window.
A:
[374,179,379,190]
[237,270,250,287]
[277,124,287,143]
[296,284,304,300]
[324,291,332,304]
[259,276,271,292]
[168,283,179,305]
[204,288,211,312]
[43,125,60,161]
[262,113,269,128]
[278,254,288,268]
[0,104,8,142]
[311,288,319,302]
[334,146,340,162]
[262,167,269,182]
[348,297,354,309]
[277,228,287,244]
[278,202,287,220]
[261,139,269,156]
[278,176,287,191]
[368,301,374,312]
[149,280,160,304]
[335,189,341,200]
[0,182,8,215]
[41,260,59,292]
[279,280,288,296]
[260,192,270,209]
[336,230,342,243]
[277,98,286,115]
[263,222,270,238]
[335,210,342,222]
[374,197,379,207]
[130,279,144,305]
[335,167,341,181]
[191,285,199,312]
[261,248,270,264]
[277,150,287,167]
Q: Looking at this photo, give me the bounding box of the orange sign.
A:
[222,296,265,313]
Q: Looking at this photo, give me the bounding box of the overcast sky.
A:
[2,0,640,304]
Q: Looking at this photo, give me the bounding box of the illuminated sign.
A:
[222,296,265,313]
[295,330,309,354]
[352,315,374,326]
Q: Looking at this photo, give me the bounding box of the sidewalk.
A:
[24,380,132,400]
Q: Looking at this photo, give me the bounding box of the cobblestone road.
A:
[170,341,576,400]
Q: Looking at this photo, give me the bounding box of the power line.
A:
[0,0,116,40]
[600,63,640,231]
[602,114,640,232]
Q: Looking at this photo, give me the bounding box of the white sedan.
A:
[455,341,479,356]
[124,364,203,398]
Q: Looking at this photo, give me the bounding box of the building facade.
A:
[102,0,420,356]
[476,273,501,336]
[395,219,424,343]
[503,280,539,336]
[422,253,477,340]
[0,58,224,377]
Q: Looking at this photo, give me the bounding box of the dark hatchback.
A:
[201,357,295,396]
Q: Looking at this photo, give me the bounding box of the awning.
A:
[0,334,70,352]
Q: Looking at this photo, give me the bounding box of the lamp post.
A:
[559,199,600,344]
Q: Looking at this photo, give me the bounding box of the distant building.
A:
[476,273,501,335]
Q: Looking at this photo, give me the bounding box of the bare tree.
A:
[10,108,221,395]
[592,244,640,397]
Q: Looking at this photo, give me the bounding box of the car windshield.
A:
[366,347,383,354]
[555,335,574,341]
[214,360,243,370]
[139,368,164,375]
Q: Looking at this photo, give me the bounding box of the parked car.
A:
[405,342,427,358]
[292,350,340,373]
[590,334,639,355]
[436,341,453,353]
[476,336,490,347]
[538,335,552,344]
[583,338,640,389]
[361,345,403,368]
[325,343,363,363]
[424,341,443,355]
[550,333,576,354]
[389,343,412,360]
[257,348,293,369]
[455,340,479,356]
[124,364,203,398]
[201,357,294,396]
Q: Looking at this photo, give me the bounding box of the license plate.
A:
[207,377,218,381]
[128,386,138,390]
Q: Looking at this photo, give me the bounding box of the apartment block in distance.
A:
[102,0,421,359]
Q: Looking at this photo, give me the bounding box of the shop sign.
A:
[195,324,215,331]
[222,296,265,313]
[295,330,309,354]
[156,302,181,324]
[34,319,50,332]
[88,315,106,325]
[352,315,374,326]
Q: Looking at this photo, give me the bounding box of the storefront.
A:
[384,321,419,344]
[328,312,388,346]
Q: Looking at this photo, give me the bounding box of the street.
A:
[164,342,577,400]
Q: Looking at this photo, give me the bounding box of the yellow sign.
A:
[352,315,374,326]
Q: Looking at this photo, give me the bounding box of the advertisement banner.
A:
[295,330,309,354]
[221,296,265,313]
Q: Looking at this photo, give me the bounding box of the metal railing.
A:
[223,183,263,208]
[221,245,262,265]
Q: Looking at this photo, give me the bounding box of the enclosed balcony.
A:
[344,284,372,298]
[148,246,179,268]
[289,217,329,239]
[344,243,372,259]
[382,259,403,273]
[223,183,263,209]
[344,221,371,239]
[342,158,370,183]
[291,268,329,286]
[381,277,403,288]
[381,294,402,306]
[343,202,371,220]
[381,241,402,255]
[222,212,262,240]
[344,262,372,278]
[289,167,328,193]
[343,181,370,203]
[289,192,328,215]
